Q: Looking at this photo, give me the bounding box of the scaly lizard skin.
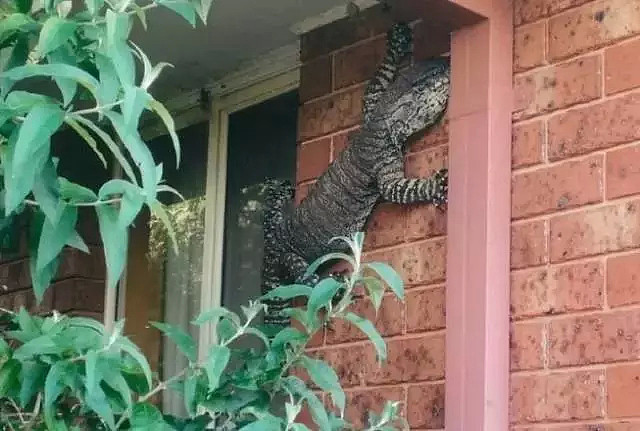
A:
[260,23,450,324]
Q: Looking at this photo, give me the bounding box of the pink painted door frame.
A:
[397,0,513,429]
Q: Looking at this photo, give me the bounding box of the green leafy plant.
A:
[0,0,410,429]
[0,234,407,430]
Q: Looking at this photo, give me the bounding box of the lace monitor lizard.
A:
[260,23,450,324]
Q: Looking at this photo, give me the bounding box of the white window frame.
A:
[105,43,300,360]
[199,69,299,359]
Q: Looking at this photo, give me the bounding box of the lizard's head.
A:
[377,57,451,147]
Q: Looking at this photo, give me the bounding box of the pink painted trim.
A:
[444,0,513,429]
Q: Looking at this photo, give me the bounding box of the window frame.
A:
[105,51,300,362]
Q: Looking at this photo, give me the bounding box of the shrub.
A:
[0,0,408,429]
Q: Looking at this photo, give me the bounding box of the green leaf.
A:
[157,0,196,26]
[32,157,62,223]
[151,321,197,362]
[291,424,312,431]
[0,358,20,397]
[300,355,345,415]
[148,98,180,166]
[0,13,36,48]
[64,117,107,168]
[116,337,152,390]
[5,104,63,213]
[149,200,177,252]
[28,211,60,301]
[2,63,100,101]
[94,53,120,105]
[99,179,144,229]
[96,203,128,290]
[261,284,313,301]
[105,10,134,87]
[85,379,116,429]
[70,115,138,184]
[362,276,385,312]
[271,327,306,350]
[130,402,164,427]
[183,372,198,416]
[342,312,386,361]
[366,262,404,300]
[105,111,157,201]
[123,86,150,131]
[14,334,62,359]
[18,361,47,407]
[36,203,77,271]
[204,345,229,391]
[192,307,241,327]
[307,277,341,315]
[195,0,213,24]
[4,91,55,113]
[59,177,98,203]
[244,327,270,348]
[36,17,77,57]
[304,252,355,279]
[47,47,78,106]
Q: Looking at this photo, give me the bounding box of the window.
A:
[116,72,299,415]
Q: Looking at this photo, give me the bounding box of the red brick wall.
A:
[297,8,449,429]
[511,0,640,428]
[0,209,106,319]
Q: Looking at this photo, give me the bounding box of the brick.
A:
[550,200,640,262]
[607,143,640,199]
[510,373,547,424]
[334,37,386,89]
[510,370,605,424]
[331,131,353,161]
[608,252,640,307]
[326,294,403,344]
[514,0,592,26]
[511,321,546,371]
[514,21,546,72]
[606,421,640,430]
[545,370,605,421]
[548,0,640,61]
[57,247,106,282]
[549,93,640,161]
[296,138,331,183]
[406,285,445,333]
[315,344,373,387]
[511,261,604,318]
[511,268,551,317]
[513,56,602,120]
[607,363,640,418]
[407,383,445,429]
[365,239,446,286]
[300,5,392,61]
[551,260,604,312]
[53,279,104,313]
[408,118,449,153]
[0,259,30,292]
[298,86,364,140]
[511,220,548,269]
[366,333,445,384]
[344,387,405,429]
[513,120,544,168]
[405,204,447,241]
[606,39,640,95]
[512,154,603,219]
[405,145,448,178]
[363,204,405,250]
[548,309,640,367]
[295,182,314,206]
[299,56,332,102]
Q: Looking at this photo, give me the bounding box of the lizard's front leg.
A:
[377,152,448,206]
